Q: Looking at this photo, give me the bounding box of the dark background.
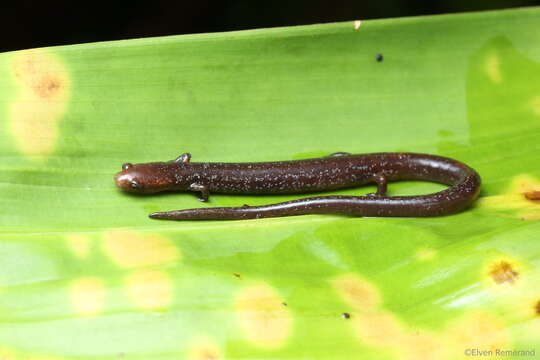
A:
[1,0,538,52]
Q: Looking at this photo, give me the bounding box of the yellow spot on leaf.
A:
[352,310,406,348]
[69,277,105,316]
[509,174,540,194]
[0,346,17,360]
[331,278,511,360]
[399,331,442,360]
[479,174,540,219]
[28,355,66,360]
[235,283,292,349]
[415,247,437,261]
[66,234,91,258]
[444,312,508,356]
[531,95,540,117]
[126,269,173,310]
[103,231,180,268]
[187,338,222,360]
[518,212,540,220]
[485,53,502,84]
[331,273,381,311]
[10,49,70,159]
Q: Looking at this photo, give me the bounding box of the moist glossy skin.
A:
[114,152,481,220]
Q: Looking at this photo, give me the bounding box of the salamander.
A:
[114,152,481,220]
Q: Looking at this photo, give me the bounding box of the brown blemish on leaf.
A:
[535,300,540,316]
[342,312,351,319]
[489,261,519,285]
[524,190,540,202]
[29,73,61,98]
[480,174,540,219]
[13,51,65,99]
[233,273,242,279]
[10,49,70,158]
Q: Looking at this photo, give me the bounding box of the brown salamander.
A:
[114,152,481,220]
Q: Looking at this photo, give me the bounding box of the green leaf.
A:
[1,7,540,360]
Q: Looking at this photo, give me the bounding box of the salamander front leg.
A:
[174,153,191,163]
[190,183,209,202]
[328,152,351,157]
[367,173,388,196]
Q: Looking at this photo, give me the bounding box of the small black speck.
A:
[233,273,241,279]
[342,312,351,319]
[376,53,383,62]
[282,302,288,306]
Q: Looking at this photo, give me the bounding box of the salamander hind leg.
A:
[367,173,388,196]
[189,183,209,202]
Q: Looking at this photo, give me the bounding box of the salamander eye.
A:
[122,163,133,171]
[130,180,141,190]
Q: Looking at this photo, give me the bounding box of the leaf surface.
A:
[1,7,540,359]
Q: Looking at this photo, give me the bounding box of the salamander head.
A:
[115,162,180,194]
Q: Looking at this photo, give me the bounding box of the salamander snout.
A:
[115,171,145,193]
[114,162,155,194]
[115,162,178,194]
